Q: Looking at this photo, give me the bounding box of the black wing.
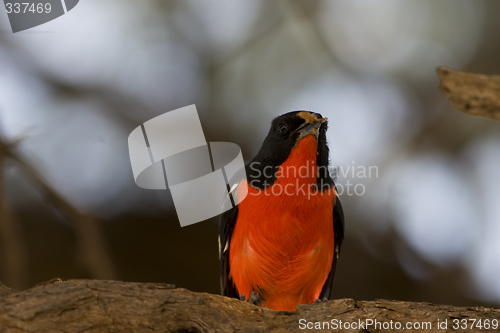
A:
[219,165,248,298]
[318,195,345,300]
[219,198,240,298]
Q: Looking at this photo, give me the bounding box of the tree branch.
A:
[0,280,13,298]
[437,66,500,121]
[0,139,30,290]
[0,279,498,332]
[0,138,117,281]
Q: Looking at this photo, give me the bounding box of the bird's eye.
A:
[277,123,288,133]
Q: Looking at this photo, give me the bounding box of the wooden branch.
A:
[0,279,498,332]
[437,66,500,121]
[0,280,13,297]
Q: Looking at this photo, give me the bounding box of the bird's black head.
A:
[246,111,333,190]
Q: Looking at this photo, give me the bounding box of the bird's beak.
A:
[294,117,328,140]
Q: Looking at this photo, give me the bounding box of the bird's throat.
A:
[274,135,318,186]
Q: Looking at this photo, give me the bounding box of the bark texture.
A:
[437,66,500,121]
[0,279,499,333]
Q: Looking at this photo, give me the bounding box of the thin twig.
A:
[0,139,117,280]
[0,141,30,290]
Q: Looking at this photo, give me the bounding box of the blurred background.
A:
[1,0,500,308]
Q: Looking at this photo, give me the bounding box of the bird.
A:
[219,110,344,311]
